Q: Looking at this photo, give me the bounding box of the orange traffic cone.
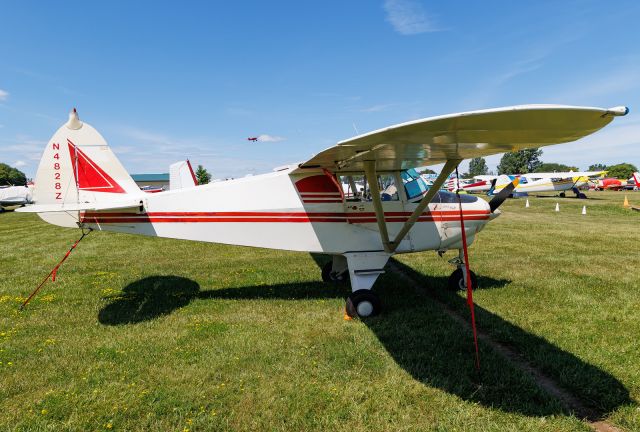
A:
[623,195,630,208]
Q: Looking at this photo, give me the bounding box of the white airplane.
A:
[18,105,628,318]
[490,170,607,198]
[0,185,33,210]
[448,175,497,193]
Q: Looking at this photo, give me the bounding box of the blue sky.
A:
[1,0,639,179]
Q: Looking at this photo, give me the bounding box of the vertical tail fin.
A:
[32,109,143,227]
[169,160,199,190]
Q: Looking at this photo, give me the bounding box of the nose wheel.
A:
[345,289,381,318]
[448,268,478,291]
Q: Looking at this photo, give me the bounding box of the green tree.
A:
[605,163,637,179]
[588,163,607,171]
[534,162,579,173]
[195,164,211,184]
[0,163,27,185]
[420,168,436,175]
[497,149,543,174]
[468,157,488,177]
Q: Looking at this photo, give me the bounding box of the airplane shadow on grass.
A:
[98,258,631,419]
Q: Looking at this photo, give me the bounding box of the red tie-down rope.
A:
[455,167,480,370]
[20,229,91,310]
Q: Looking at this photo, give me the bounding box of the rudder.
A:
[33,109,143,227]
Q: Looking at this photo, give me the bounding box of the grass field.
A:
[1,191,639,431]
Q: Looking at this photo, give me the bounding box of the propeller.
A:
[488,177,520,212]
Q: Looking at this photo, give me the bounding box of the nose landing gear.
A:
[447,250,478,291]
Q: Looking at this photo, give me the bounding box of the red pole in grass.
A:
[455,167,480,370]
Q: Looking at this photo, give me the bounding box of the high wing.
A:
[294,105,628,173]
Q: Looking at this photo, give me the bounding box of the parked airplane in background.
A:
[169,160,199,190]
[448,175,497,193]
[0,185,32,211]
[631,172,640,190]
[18,105,628,319]
[592,178,625,191]
[490,170,606,198]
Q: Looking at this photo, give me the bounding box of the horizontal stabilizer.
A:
[16,199,142,213]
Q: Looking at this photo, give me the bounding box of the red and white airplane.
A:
[19,105,628,317]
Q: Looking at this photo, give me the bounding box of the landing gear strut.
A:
[447,249,478,291]
[321,261,347,284]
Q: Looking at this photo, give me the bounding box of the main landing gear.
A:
[346,289,381,318]
[322,253,389,319]
[447,249,478,291]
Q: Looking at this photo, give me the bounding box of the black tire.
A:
[578,192,587,199]
[345,289,381,318]
[321,261,347,284]
[447,268,478,291]
[559,192,566,198]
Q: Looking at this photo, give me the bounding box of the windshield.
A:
[401,169,429,200]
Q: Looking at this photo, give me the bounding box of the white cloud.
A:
[383,0,440,35]
[0,89,8,101]
[13,160,27,168]
[360,103,395,113]
[257,134,286,143]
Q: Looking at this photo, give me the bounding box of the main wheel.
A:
[448,268,478,291]
[345,289,381,318]
[559,192,566,198]
[322,261,347,284]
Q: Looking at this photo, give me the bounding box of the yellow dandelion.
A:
[105,422,113,429]
[186,418,193,424]
[41,409,48,415]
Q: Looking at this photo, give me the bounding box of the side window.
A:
[340,175,367,201]
[338,174,399,201]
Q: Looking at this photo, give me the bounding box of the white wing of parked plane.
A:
[522,171,606,179]
[294,105,628,173]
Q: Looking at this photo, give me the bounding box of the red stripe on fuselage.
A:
[80,210,490,224]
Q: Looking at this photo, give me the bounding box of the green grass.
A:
[1,191,639,431]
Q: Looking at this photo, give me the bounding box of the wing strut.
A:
[389,159,460,253]
[363,161,392,252]
[362,159,460,253]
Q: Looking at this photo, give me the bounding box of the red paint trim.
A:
[295,174,342,193]
[68,140,126,193]
[300,193,342,198]
[186,159,199,185]
[80,210,490,224]
[323,169,345,202]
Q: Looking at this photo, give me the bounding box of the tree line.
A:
[420,150,637,180]
[0,163,27,185]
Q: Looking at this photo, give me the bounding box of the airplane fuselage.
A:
[79,168,494,255]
